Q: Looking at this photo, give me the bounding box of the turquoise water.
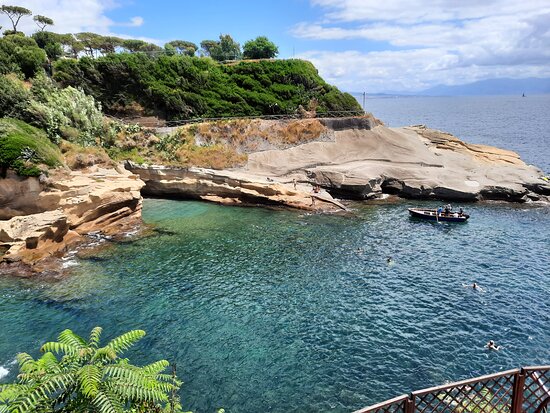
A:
[1,199,549,412]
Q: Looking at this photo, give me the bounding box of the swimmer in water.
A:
[387,256,394,265]
[463,282,484,292]
[485,340,501,351]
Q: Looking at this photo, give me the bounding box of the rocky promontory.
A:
[127,118,550,206]
[0,166,144,276]
[2,117,549,276]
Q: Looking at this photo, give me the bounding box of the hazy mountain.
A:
[418,78,550,96]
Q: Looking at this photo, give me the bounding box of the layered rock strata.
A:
[128,120,550,205]
[0,167,144,275]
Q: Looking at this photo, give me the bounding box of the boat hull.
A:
[408,208,469,222]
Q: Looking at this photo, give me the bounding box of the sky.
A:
[2,0,550,93]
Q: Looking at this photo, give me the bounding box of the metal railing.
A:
[354,366,550,413]
[162,110,366,127]
[105,111,367,128]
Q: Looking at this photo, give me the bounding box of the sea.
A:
[0,96,549,413]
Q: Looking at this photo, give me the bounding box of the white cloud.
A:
[116,16,144,28]
[0,0,145,35]
[292,1,550,91]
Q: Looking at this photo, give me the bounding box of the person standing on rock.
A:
[293,178,297,190]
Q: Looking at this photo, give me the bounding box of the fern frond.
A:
[92,390,123,413]
[141,360,170,375]
[15,353,35,371]
[77,364,101,398]
[104,330,145,356]
[40,341,76,355]
[91,347,117,363]
[89,327,103,348]
[57,329,87,349]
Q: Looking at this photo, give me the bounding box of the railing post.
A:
[405,394,415,413]
[512,369,526,413]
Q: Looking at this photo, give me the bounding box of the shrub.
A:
[0,34,47,78]
[27,83,105,146]
[0,326,185,413]
[53,54,363,120]
[0,118,63,177]
[0,74,30,119]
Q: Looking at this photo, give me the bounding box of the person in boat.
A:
[444,204,452,215]
[485,340,501,351]
[437,206,443,216]
[459,207,464,216]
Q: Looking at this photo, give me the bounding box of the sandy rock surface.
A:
[128,121,549,206]
[0,166,144,275]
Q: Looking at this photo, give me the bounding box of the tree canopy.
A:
[166,40,197,56]
[243,36,279,60]
[33,14,53,31]
[0,5,32,32]
[201,34,242,61]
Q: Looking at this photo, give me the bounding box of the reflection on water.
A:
[1,199,549,413]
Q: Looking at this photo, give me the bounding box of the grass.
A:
[0,118,63,177]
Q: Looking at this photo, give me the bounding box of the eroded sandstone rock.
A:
[0,166,144,275]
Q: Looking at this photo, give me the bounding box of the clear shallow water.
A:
[364,95,550,172]
[1,199,549,413]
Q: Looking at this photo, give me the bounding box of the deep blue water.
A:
[363,95,550,173]
[1,96,550,413]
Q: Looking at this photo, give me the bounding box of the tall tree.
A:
[166,40,197,56]
[76,32,103,57]
[215,34,241,61]
[243,36,279,59]
[97,36,123,54]
[0,5,32,33]
[121,39,147,53]
[200,39,218,57]
[201,35,242,61]
[33,14,53,31]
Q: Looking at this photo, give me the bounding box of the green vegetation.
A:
[0,118,62,177]
[0,3,362,177]
[243,36,278,59]
[0,327,185,413]
[53,55,361,120]
[0,34,46,78]
[0,5,31,32]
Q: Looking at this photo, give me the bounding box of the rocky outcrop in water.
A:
[127,119,550,206]
[0,167,144,276]
[126,163,347,212]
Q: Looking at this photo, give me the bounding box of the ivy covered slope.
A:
[53,55,362,120]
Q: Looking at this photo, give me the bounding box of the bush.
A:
[0,74,30,119]
[0,326,185,413]
[27,81,105,146]
[0,118,63,177]
[53,54,363,119]
[0,34,47,78]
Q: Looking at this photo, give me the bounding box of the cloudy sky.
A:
[3,0,550,92]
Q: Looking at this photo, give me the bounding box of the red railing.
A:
[354,366,550,413]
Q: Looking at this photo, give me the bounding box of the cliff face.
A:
[128,118,550,206]
[0,167,144,275]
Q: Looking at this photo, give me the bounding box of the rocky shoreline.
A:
[1,118,549,276]
[0,166,143,276]
[128,121,550,205]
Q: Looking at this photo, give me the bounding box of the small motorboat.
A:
[408,208,469,222]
